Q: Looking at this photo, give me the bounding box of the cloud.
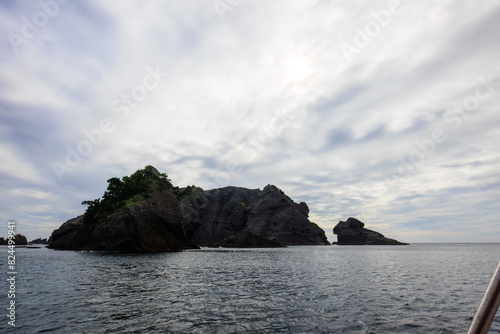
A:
[0,0,499,242]
[8,188,57,200]
[0,142,44,184]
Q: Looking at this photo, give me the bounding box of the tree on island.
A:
[81,165,173,224]
[50,165,196,252]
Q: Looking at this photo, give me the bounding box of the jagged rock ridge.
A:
[181,185,330,247]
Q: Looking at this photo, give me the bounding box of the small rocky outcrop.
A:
[333,217,408,245]
[182,185,330,247]
[0,234,27,245]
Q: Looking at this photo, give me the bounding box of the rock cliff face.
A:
[333,217,408,245]
[49,190,196,252]
[48,215,83,248]
[182,185,330,247]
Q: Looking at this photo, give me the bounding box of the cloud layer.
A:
[1,0,499,242]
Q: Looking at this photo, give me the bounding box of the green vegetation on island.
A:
[49,166,194,252]
[81,165,173,224]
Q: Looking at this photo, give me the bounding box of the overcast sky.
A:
[1,0,499,243]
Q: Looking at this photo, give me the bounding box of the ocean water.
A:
[1,244,500,333]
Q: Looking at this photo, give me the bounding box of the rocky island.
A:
[333,217,408,245]
[49,166,330,252]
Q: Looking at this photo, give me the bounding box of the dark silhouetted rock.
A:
[47,215,84,248]
[15,234,28,245]
[333,217,408,245]
[49,165,199,252]
[210,230,285,248]
[0,234,27,245]
[48,166,329,251]
[49,190,196,252]
[182,184,330,247]
[29,238,49,244]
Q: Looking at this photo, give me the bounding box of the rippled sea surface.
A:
[1,244,500,333]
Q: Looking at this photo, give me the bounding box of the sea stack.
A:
[333,217,408,245]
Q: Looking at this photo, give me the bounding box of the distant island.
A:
[48,166,329,252]
[29,238,49,244]
[333,217,408,245]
